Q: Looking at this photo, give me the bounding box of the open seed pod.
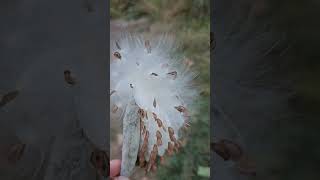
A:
[110,33,197,177]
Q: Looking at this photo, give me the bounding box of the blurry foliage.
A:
[111,0,210,179]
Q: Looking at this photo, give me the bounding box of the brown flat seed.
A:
[151,73,158,76]
[147,145,158,172]
[156,131,163,146]
[174,105,186,113]
[168,127,174,136]
[153,144,158,153]
[138,109,145,119]
[115,41,121,50]
[156,118,162,127]
[110,90,116,96]
[169,134,176,142]
[142,125,146,135]
[167,71,177,79]
[153,98,156,108]
[167,142,174,156]
[156,131,162,138]
[113,52,121,59]
[139,147,147,168]
[152,113,157,119]
[139,158,146,168]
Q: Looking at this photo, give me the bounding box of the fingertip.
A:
[110,159,121,177]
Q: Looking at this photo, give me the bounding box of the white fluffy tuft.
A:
[111,33,197,161]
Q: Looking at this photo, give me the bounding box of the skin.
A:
[110,160,129,180]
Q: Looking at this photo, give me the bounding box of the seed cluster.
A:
[136,107,187,173]
[110,34,196,174]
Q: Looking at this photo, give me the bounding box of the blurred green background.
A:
[110,0,210,179]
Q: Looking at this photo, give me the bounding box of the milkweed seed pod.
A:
[110,33,197,177]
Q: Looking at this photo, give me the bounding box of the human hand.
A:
[110,159,129,180]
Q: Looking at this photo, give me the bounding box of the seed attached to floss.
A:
[156,130,162,146]
[142,125,146,135]
[152,112,157,119]
[167,142,174,156]
[147,145,158,172]
[167,71,177,80]
[115,41,121,50]
[175,105,186,113]
[156,118,163,128]
[111,34,197,176]
[139,131,149,167]
[153,98,157,108]
[113,52,121,59]
[168,127,174,136]
[110,90,116,96]
[138,109,146,119]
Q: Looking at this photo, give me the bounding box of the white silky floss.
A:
[110,33,197,177]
